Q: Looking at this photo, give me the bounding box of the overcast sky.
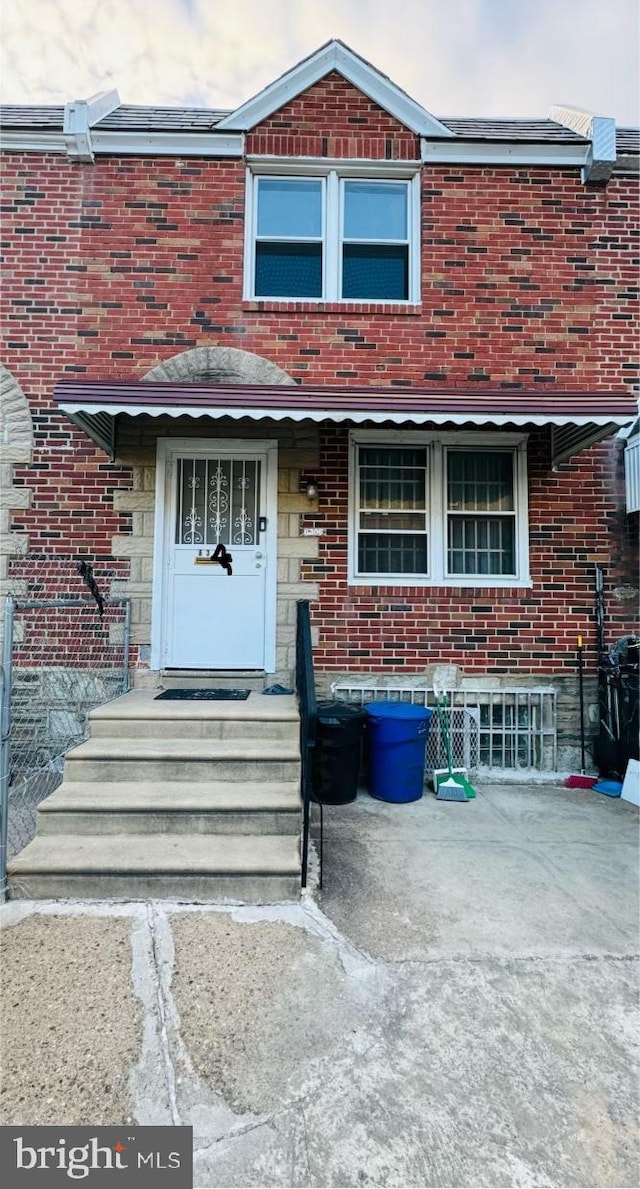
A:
[1,0,638,124]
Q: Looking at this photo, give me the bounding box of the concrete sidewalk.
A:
[1,781,638,1188]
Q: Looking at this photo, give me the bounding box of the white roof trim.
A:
[421,138,588,167]
[58,400,630,429]
[63,89,120,163]
[216,39,452,137]
[0,130,67,153]
[90,130,244,157]
[1,127,243,159]
[549,105,616,183]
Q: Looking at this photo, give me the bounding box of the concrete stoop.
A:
[8,690,303,901]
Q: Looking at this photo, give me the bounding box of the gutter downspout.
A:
[63,88,120,163]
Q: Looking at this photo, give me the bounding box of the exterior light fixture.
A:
[305,479,319,499]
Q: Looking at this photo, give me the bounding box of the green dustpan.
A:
[434,770,475,800]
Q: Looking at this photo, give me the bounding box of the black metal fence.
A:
[595,638,639,777]
[296,600,318,890]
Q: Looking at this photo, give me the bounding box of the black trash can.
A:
[312,701,365,805]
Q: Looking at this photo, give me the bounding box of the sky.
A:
[1,0,639,124]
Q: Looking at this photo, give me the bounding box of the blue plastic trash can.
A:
[364,702,432,803]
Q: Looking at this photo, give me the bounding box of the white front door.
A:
[153,439,277,670]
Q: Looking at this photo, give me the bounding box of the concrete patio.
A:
[1,779,638,1188]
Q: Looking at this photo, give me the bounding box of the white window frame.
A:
[244,164,420,303]
[348,430,531,588]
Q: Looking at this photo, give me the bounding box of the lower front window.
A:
[351,433,529,586]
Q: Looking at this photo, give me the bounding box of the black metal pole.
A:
[577,635,586,774]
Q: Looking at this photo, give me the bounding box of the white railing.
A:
[331,678,557,775]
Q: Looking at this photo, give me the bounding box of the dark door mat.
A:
[155,688,251,701]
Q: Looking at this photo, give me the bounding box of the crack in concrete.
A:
[129,905,173,1126]
[146,903,181,1126]
[299,1102,313,1187]
[193,1110,280,1156]
[385,950,640,967]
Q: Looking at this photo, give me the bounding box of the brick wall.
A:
[1,73,638,681]
[245,71,420,159]
[303,426,638,678]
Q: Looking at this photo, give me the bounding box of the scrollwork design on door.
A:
[232,463,256,545]
[176,455,260,547]
[208,461,230,541]
[182,469,204,543]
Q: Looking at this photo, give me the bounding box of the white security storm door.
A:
[154,441,277,670]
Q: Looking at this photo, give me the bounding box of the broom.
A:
[432,691,476,800]
[565,635,597,788]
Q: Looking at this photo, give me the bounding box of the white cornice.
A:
[216,39,453,137]
[421,138,588,167]
[90,130,244,156]
[1,128,244,158]
[0,130,67,152]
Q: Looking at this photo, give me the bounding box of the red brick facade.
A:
[1,74,638,681]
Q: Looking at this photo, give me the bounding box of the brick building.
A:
[2,40,638,774]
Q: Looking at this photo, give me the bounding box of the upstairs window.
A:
[342,182,409,300]
[255,178,323,298]
[248,171,418,302]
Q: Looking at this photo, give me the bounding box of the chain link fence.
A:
[1,557,131,896]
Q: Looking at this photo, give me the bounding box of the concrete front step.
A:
[64,737,301,784]
[37,781,302,835]
[89,690,299,740]
[8,834,301,901]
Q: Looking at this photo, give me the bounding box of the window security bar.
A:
[330,680,557,774]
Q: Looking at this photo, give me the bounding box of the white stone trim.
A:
[0,365,33,626]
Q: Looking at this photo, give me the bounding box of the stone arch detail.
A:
[1,363,34,457]
[0,363,34,605]
[142,346,296,386]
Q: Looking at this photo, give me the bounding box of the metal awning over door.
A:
[53,380,637,467]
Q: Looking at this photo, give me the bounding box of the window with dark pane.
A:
[447,451,516,575]
[342,181,409,300]
[357,445,428,575]
[255,178,323,298]
[175,457,260,547]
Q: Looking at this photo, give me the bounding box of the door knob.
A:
[255,551,263,559]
